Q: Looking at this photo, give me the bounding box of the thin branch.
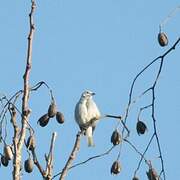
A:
[31,148,45,177]
[123,37,180,128]
[124,139,150,176]
[117,37,180,179]
[44,132,57,180]
[59,132,82,180]
[134,133,155,175]
[105,114,130,136]
[18,0,36,150]
[53,146,115,179]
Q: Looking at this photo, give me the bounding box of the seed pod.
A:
[56,111,65,124]
[26,135,36,150]
[111,130,122,146]
[1,155,9,167]
[136,121,147,135]
[24,158,34,173]
[132,176,139,180]
[111,161,121,175]
[146,167,158,180]
[158,32,168,47]
[48,101,57,118]
[37,114,50,127]
[4,145,13,160]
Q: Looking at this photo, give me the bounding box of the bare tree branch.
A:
[12,1,36,179]
[116,37,180,180]
[59,132,82,180]
[53,146,114,179]
[31,148,45,177]
[44,132,57,180]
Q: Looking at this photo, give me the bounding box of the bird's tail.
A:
[86,127,95,147]
[87,136,94,147]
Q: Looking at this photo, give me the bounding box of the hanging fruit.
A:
[24,158,34,173]
[48,100,57,118]
[37,114,50,127]
[111,130,122,146]
[4,145,13,160]
[132,176,139,180]
[158,32,168,47]
[136,120,147,135]
[56,111,65,124]
[1,155,9,167]
[26,135,36,150]
[146,167,158,180]
[111,161,121,175]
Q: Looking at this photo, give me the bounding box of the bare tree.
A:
[0,1,179,180]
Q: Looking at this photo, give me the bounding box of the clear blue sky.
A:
[0,1,180,179]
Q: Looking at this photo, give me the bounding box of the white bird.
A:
[75,90,101,147]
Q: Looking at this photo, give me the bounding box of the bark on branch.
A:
[59,132,82,180]
[12,1,36,180]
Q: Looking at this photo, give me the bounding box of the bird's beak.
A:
[91,92,95,96]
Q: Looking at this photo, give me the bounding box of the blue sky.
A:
[0,0,180,179]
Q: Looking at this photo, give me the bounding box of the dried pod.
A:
[26,135,36,150]
[111,130,122,146]
[132,176,139,180]
[4,145,13,160]
[24,158,34,173]
[146,167,158,180]
[111,161,121,175]
[158,32,168,47]
[56,111,65,124]
[1,155,9,167]
[136,121,147,135]
[48,101,57,118]
[37,114,50,127]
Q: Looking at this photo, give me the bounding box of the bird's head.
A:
[81,90,95,100]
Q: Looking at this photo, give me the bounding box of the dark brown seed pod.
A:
[37,114,50,127]
[1,155,9,167]
[158,32,168,47]
[4,145,13,160]
[132,176,139,180]
[146,167,158,180]
[111,130,122,146]
[24,158,34,173]
[111,161,121,175]
[48,101,57,118]
[136,121,147,135]
[56,111,65,124]
[26,135,36,150]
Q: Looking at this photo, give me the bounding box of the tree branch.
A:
[59,132,82,180]
[12,1,36,180]
[53,146,114,179]
[45,132,57,180]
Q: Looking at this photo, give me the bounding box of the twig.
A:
[105,114,130,136]
[59,132,82,180]
[123,37,180,129]
[160,5,180,29]
[119,37,180,180]
[53,146,115,179]
[134,134,155,176]
[124,138,150,176]
[31,148,45,177]
[45,132,57,180]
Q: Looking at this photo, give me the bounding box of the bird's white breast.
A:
[86,99,101,120]
[75,99,88,126]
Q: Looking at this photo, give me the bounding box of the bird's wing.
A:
[75,101,88,127]
[86,99,101,133]
[86,99,101,121]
